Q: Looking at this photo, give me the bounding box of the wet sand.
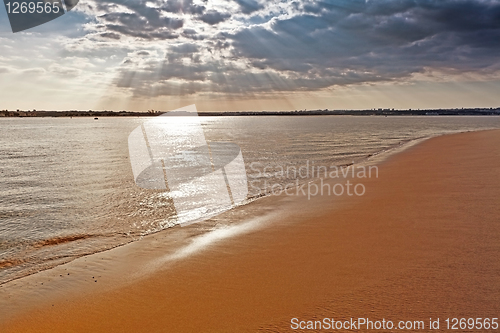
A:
[2,130,500,332]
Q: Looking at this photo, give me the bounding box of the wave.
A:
[32,234,95,248]
[0,259,25,269]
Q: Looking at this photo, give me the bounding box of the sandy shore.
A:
[2,130,500,332]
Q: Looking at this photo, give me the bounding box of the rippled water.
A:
[1,116,499,283]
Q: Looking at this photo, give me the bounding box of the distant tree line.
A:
[1,108,499,117]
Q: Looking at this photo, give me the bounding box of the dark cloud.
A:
[90,0,188,40]
[229,0,500,89]
[99,32,121,39]
[91,0,500,97]
[234,0,264,14]
[198,10,231,25]
[161,0,205,15]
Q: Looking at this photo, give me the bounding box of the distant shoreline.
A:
[1,108,499,117]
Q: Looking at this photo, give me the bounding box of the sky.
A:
[0,0,499,111]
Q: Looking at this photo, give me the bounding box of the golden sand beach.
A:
[1,130,500,332]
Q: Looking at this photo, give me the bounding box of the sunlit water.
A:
[1,116,499,283]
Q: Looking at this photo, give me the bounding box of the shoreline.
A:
[2,129,500,331]
[2,111,500,118]
[0,130,431,287]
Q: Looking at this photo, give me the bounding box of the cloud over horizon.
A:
[1,0,499,109]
